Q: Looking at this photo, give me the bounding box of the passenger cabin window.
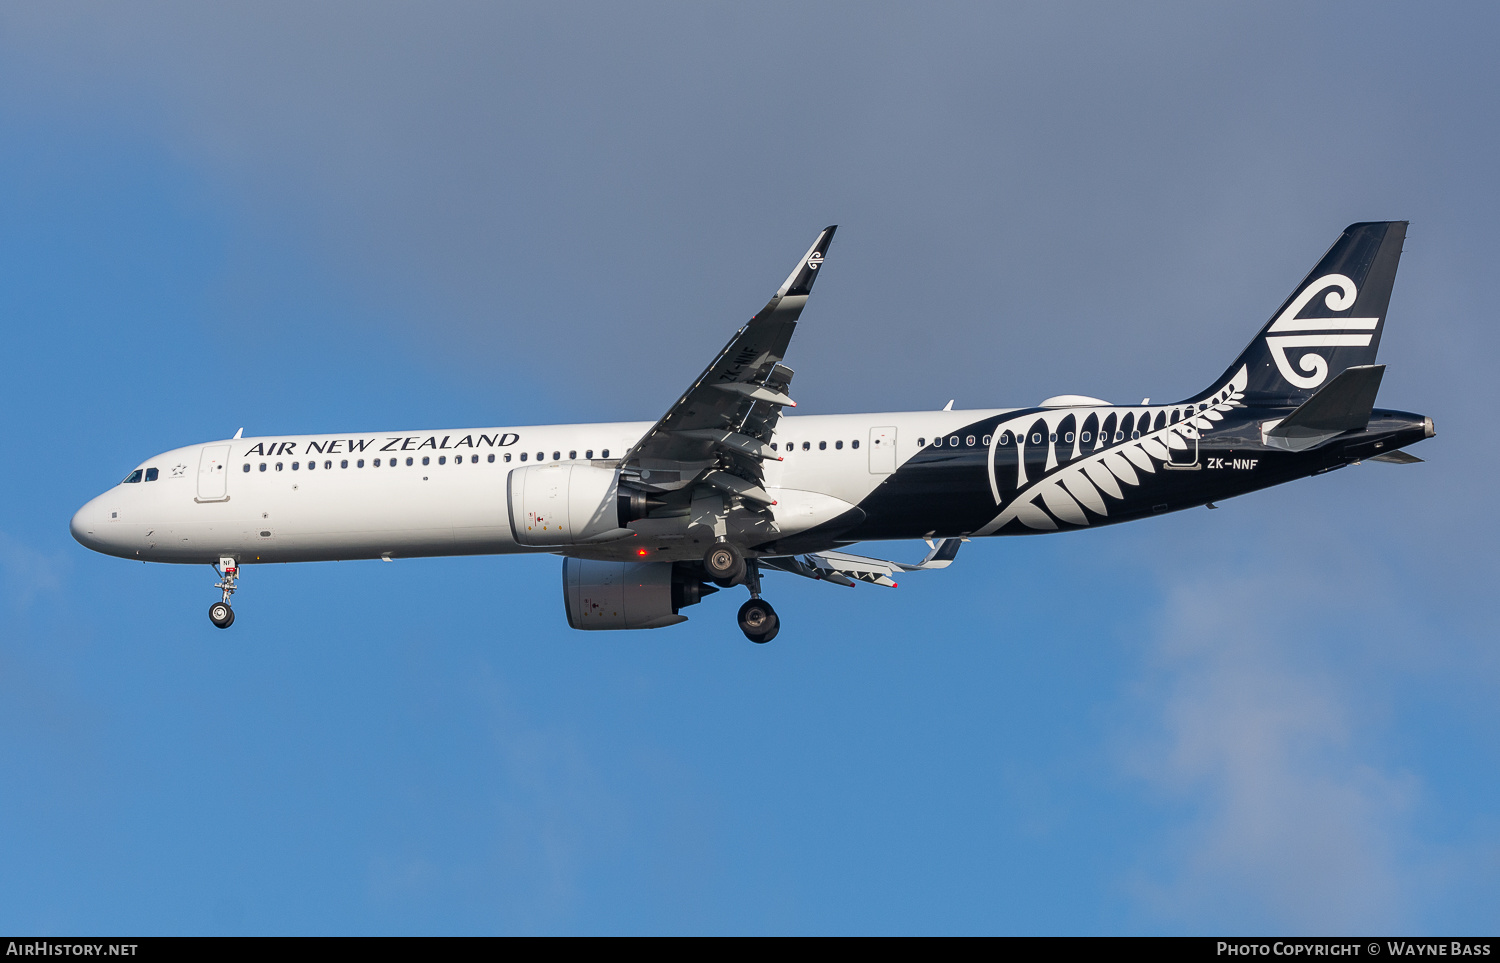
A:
[406,457,414,466]
[275,463,283,472]
[569,450,576,459]
[1031,433,1042,445]
[123,469,143,484]
[770,443,778,451]
[851,439,859,449]
[324,460,333,469]
[438,456,446,465]
[242,464,250,473]
[968,435,977,446]
[1064,432,1074,443]
[835,440,843,449]
[307,461,316,470]
[357,459,364,468]
[918,437,926,447]
[982,435,991,446]
[259,463,267,472]
[552,451,560,461]
[488,454,495,463]
[145,468,159,481]
[949,436,960,447]
[1047,434,1056,444]
[504,453,512,462]
[471,454,478,463]
[341,459,349,468]
[819,441,826,450]
[422,456,430,466]
[1081,431,1091,442]
[802,442,810,451]
[293,462,300,470]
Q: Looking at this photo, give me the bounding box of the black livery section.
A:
[820,404,1431,543]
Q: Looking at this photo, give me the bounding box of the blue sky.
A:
[1,3,1497,934]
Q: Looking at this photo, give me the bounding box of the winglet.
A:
[775,225,837,298]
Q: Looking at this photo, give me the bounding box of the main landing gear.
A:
[737,597,779,644]
[209,557,238,629]
[706,544,779,644]
[703,541,747,587]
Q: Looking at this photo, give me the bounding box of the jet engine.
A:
[562,558,717,630]
[507,463,630,547]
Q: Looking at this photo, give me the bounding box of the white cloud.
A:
[1126,573,1420,932]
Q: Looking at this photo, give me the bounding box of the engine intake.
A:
[508,464,625,546]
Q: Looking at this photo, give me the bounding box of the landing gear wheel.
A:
[209,601,235,629]
[737,598,779,643]
[704,542,746,587]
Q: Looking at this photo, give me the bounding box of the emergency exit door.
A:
[197,444,231,500]
[869,427,896,474]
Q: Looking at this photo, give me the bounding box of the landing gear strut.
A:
[210,557,238,629]
[736,558,778,643]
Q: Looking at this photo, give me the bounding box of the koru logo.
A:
[807,251,824,270]
[1265,273,1379,389]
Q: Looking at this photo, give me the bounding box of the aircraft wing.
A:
[620,226,837,487]
[761,538,964,588]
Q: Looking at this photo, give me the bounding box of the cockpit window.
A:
[144,468,159,482]
[122,469,143,484]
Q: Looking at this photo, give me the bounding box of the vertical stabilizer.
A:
[1203,221,1407,406]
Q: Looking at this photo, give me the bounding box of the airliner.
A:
[71,222,1432,642]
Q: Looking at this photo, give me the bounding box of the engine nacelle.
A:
[508,463,625,546]
[562,559,697,630]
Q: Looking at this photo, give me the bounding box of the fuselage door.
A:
[869,426,897,474]
[197,444,232,500]
[1165,425,1200,470]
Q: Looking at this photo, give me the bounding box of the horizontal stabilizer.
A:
[1369,450,1423,464]
[1263,364,1384,452]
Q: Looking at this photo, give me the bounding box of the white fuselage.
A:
[70,411,1003,567]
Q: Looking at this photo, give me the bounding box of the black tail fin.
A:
[1202,221,1408,407]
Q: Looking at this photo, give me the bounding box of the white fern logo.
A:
[975,367,1249,534]
[1264,274,1379,389]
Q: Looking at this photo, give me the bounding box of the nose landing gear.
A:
[210,557,238,629]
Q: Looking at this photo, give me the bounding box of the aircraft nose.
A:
[70,497,106,550]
